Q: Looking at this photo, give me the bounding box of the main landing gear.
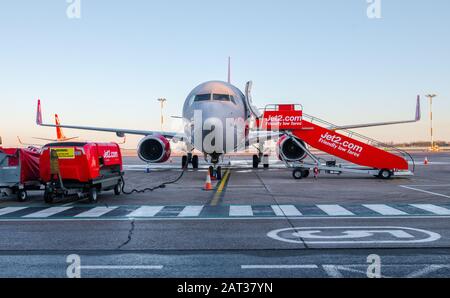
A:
[182,153,199,169]
[252,154,269,169]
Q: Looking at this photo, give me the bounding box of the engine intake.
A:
[137,135,171,163]
[277,136,307,162]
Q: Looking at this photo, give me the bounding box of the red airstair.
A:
[258,104,414,179]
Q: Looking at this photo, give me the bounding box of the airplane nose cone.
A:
[186,103,245,154]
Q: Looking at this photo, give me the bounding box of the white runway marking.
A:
[363,204,407,216]
[23,207,72,218]
[81,265,163,270]
[127,206,164,217]
[75,207,118,218]
[410,204,450,215]
[317,205,354,216]
[229,205,253,217]
[0,207,27,216]
[400,185,450,199]
[406,265,448,278]
[178,205,204,217]
[322,265,345,278]
[241,265,318,269]
[271,205,302,217]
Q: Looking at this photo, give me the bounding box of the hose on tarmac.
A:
[121,163,188,195]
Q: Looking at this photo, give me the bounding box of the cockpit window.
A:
[194,94,211,102]
[213,94,231,102]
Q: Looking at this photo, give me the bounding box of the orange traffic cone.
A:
[424,157,429,165]
[204,172,213,191]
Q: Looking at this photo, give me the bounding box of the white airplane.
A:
[36,61,421,179]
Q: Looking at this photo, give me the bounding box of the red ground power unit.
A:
[40,142,124,203]
[0,147,41,201]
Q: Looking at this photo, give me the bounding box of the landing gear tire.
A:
[263,154,269,169]
[293,169,303,180]
[252,155,259,169]
[17,190,27,202]
[192,155,199,169]
[216,166,222,180]
[208,166,214,177]
[182,155,188,169]
[378,169,393,180]
[88,187,98,203]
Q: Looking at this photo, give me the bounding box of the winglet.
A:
[36,99,42,125]
[415,95,421,121]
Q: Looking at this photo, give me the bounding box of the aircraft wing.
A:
[329,96,421,131]
[17,137,42,147]
[32,137,58,142]
[36,100,186,141]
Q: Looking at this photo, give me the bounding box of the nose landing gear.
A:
[208,165,222,180]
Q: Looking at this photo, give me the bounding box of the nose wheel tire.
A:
[216,166,222,180]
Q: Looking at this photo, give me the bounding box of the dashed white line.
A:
[271,205,302,217]
[410,204,450,215]
[75,207,118,218]
[316,205,354,216]
[241,265,318,269]
[0,207,27,216]
[81,265,163,270]
[178,205,204,217]
[363,204,407,216]
[127,206,164,217]
[23,207,72,218]
[229,205,253,217]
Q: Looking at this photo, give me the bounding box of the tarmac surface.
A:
[0,152,449,278]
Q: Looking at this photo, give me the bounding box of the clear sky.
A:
[0,0,449,147]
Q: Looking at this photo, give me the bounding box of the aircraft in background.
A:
[18,114,79,146]
[36,61,421,179]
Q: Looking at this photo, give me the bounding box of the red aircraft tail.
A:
[55,114,66,141]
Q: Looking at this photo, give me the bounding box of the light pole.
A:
[157,98,167,131]
[425,94,437,151]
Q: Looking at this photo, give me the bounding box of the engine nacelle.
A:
[277,135,307,162]
[137,135,171,163]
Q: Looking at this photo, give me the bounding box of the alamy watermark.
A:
[367,254,382,278]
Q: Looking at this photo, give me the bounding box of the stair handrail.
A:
[302,113,415,172]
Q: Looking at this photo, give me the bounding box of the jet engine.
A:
[277,135,307,162]
[137,135,171,163]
